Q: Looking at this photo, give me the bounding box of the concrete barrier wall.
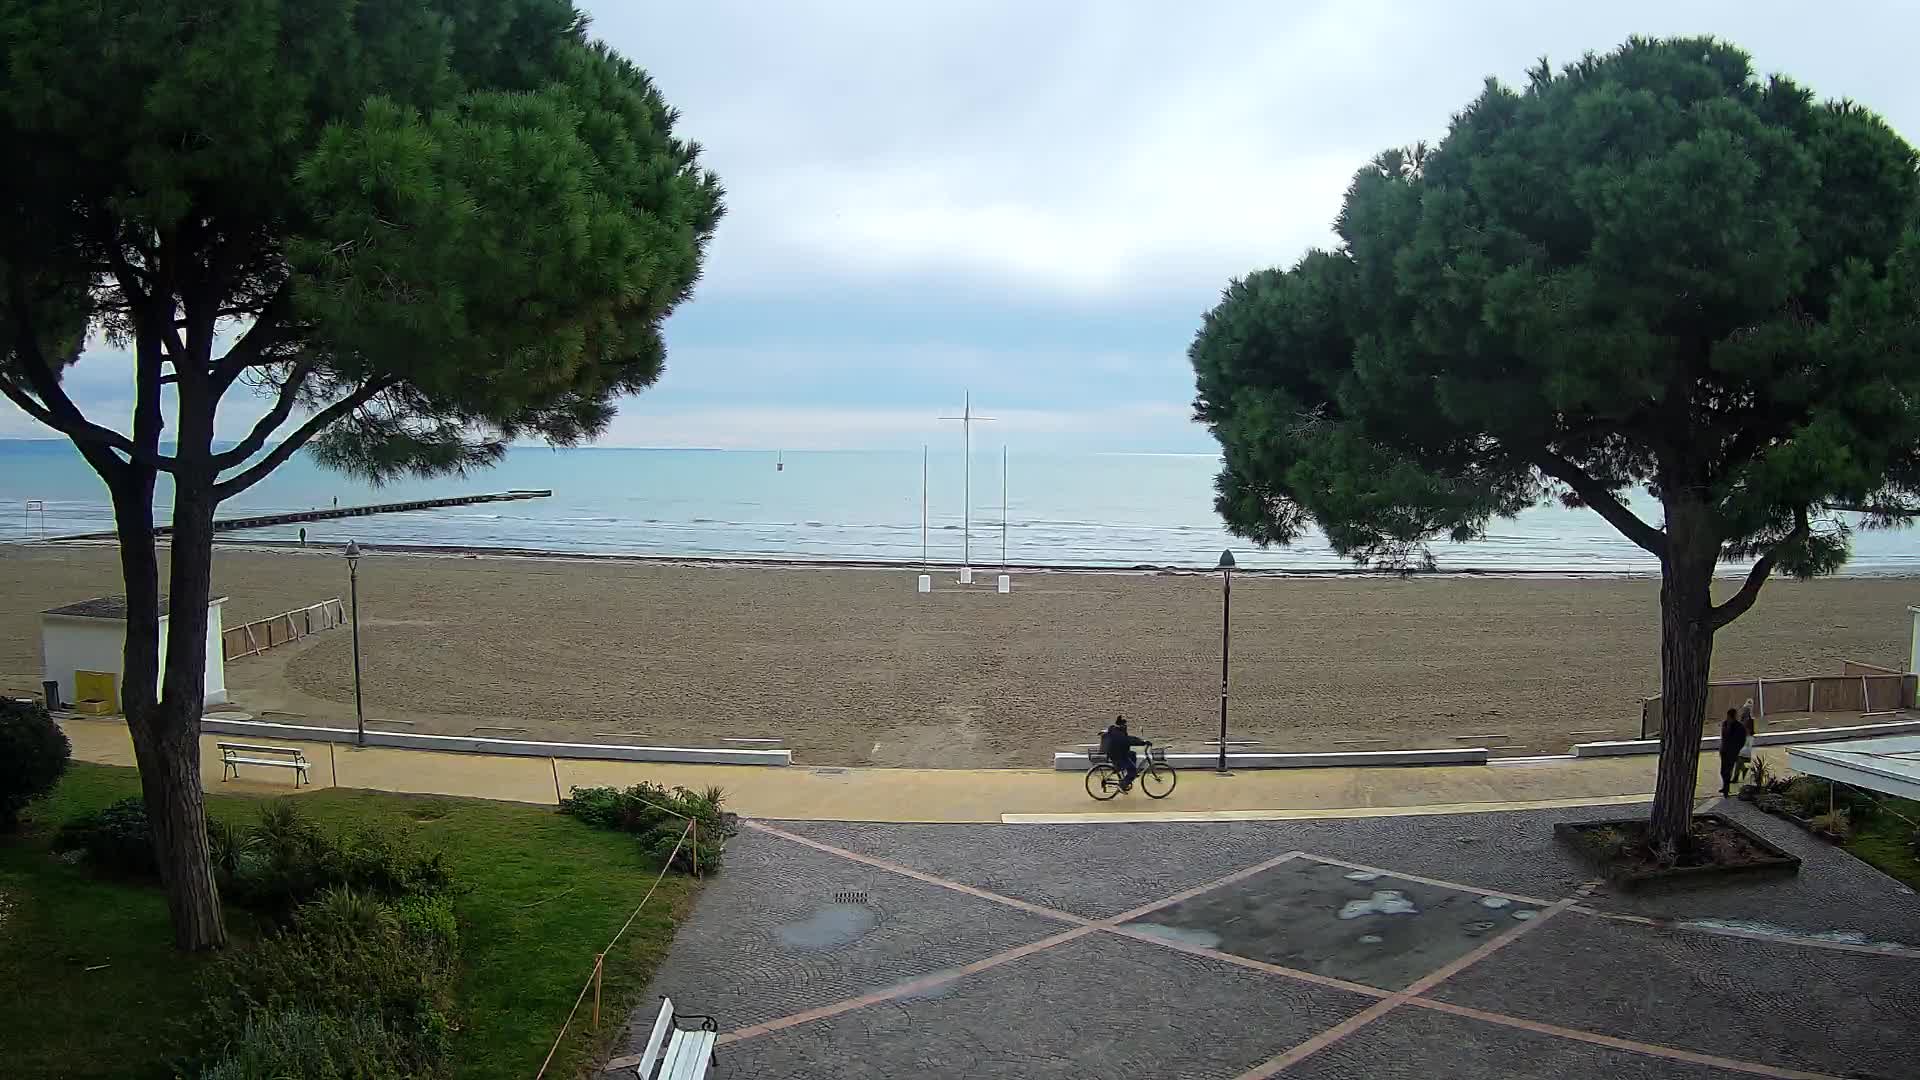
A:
[1051,747,1490,771]
[200,717,791,766]
[1575,718,1920,758]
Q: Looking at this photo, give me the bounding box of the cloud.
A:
[600,401,1198,451]
[10,1,1920,454]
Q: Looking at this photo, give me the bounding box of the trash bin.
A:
[42,680,61,710]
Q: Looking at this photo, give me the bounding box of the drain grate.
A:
[831,890,870,905]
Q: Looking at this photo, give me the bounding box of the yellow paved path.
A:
[57,717,1761,823]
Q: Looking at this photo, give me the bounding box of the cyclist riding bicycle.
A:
[1101,715,1151,789]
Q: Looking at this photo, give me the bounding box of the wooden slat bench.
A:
[626,997,716,1079]
[217,742,310,787]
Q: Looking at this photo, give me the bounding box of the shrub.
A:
[199,1008,417,1080]
[560,782,737,872]
[0,697,71,830]
[55,796,157,875]
[216,804,451,919]
[210,887,459,1077]
[1781,776,1829,818]
[1743,755,1775,793]
[1810,808,1853,841]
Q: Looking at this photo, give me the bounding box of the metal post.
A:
[963,391,971,570]
[347,548,366,748]
[1216,549,1235,775]
[939,393,995,580]
[1001,445,1008,568]
[922,445,928,569]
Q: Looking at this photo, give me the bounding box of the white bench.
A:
[629,997,716,1079]
[217,742,311,786]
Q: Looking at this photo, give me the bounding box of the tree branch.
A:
[4,287,171,474]
[1709,508,1810,631]
[1532,450,1668,556]
[213,376,395,500]
[211,284,293,393]
[210,358,315,470]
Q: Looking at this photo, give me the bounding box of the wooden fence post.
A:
[691,819,700,879]
[592,953,604,1031]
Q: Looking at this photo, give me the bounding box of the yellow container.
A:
[74,670,118,714]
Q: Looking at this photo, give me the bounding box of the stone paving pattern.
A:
[1286,1007,1764,1080]
[1436,915,1920,1079]
[630,801,1920,1079]
[1133,859,1546,989]
[630,826,1067,1032]
[712,932,1375,1079]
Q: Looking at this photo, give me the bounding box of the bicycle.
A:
[1085,744,1176,800]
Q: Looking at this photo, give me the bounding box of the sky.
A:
[7,1,1919,452]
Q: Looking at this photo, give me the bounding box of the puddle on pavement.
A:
[1478,896,1511,909]
[1679,918,1911,949]
[1337,890,1419,920]
[778,902,878,949]
[1128,923,1224,949]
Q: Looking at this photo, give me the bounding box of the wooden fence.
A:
[1639,659,1916,738]
[222,599,347,661]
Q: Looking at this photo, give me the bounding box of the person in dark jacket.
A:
[1719,706,1751,795]
[1102,715,1150,788]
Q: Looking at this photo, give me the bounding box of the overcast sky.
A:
[7,1,1917,452]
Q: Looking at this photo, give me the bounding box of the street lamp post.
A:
[344,541,366,748]
[1216,549,1235,775]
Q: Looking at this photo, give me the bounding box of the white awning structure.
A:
[1787,735,1920,801]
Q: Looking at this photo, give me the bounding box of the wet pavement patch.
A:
[777,901,879,949]
[1125,859,1543,990]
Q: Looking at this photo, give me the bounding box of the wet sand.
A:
[3,545,1914,766]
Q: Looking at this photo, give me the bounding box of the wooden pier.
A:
[50,490,553,541]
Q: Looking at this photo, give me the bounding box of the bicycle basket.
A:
[1146,747,1168,765]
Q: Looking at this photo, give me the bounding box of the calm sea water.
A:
[0,440,1913,574]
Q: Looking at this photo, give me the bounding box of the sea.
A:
[1,440,1914,575]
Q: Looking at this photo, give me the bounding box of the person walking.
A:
[1719,706,1751,795]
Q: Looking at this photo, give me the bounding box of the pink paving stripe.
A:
[1295,853,1553,906]
[1105,851,1306,924]
[1234,997,1404,1079]
[1230,897,1577,1079]
[1401,897,1574,996]
[1105,924,1390,999]
[744,821,1091,925]
[718,926,1094,1045]
[1407,999,1845,1080]
[1567,904,1920,960]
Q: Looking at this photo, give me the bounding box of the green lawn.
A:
[1844,794,1920,892]
[0,763,699,1080]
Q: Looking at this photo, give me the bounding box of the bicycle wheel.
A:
[1085,764,1121,801]
[1140,762,1177,799]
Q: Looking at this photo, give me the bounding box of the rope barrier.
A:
[532,818,695,1080]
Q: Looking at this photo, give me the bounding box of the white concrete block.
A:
[197,717,793,766]
[1571,718,1920,758]
[1051,747,1490,770]
[916,574,931,593]
[997,574,1011,593]
[959,566,974,584]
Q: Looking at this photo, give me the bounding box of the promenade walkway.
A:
[60,716,1749,823]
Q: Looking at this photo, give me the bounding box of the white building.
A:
[40,595,228,711]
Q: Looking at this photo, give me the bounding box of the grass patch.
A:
[0,763,699,1080]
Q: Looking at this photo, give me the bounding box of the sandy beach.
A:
[3,544,1914,766]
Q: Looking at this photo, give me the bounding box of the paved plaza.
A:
[626,801,1920,1079]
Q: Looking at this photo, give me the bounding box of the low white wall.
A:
[1051,747,1489,770]
[41,601,228,708]
[1573,718,1920,758]
[198,717,792,766]
[40,617,127,706]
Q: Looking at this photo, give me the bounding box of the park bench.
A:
[628,997,717,1079]
[217,742,311,786]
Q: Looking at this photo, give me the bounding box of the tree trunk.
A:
[156,479,226,950]
[1649,501,1719,851]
